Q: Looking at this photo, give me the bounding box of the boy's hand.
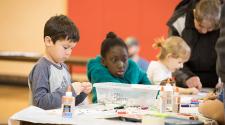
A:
[81,82,92,94]
[71,82,84,95]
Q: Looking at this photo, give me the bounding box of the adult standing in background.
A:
[125,37,149,72]
[167,0,221,89]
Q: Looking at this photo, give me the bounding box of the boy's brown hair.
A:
[44,15,80,44]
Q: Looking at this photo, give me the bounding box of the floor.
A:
[0,84,29,124]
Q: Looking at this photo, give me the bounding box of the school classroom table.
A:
[8,102,218,125]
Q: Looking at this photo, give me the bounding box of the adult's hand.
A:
[185,76,202,90]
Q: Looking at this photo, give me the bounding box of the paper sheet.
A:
[8,106,77,125]
[8,105,139,125]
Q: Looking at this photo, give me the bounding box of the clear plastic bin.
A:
[93,82,160,107]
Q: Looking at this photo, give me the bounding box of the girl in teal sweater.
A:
[87,32,151,103]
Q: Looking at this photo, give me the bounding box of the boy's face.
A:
[166,57,184,72]
[102,46,128,77]
[45,37,77,63]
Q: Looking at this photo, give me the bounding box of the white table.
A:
[8,92,218,125]
[8,104,141,125]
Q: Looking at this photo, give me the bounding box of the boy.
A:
[28,15,92,110]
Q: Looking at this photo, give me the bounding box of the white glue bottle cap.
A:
[66,85,73,97]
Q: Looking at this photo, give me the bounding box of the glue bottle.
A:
[165,83,173,112]
[62,85,75,119]
[172,87,180,113]
[159,86,167,113]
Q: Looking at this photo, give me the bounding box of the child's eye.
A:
[122,56,128,62]
[111,58,117,63]
[63,46,69,49]
[122,58,127,63]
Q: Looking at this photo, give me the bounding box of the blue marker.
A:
[180,104,190,107]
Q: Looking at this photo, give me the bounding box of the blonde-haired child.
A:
[147,36,198,94]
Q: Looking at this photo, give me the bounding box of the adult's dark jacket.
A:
[167,0,220,88]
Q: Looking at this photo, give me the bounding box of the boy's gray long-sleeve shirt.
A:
[28,57,87,110]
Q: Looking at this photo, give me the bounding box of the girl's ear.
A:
[166,53,173,59]
[101,57,106,66]
[44,36,53,46]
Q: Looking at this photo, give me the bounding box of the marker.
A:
[156,90,160,99]
[114,105,125,109]
[191,101,199,104]
[180,104,198,107]
[180,104,190,107]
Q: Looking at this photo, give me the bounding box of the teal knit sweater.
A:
[87,56,151,103]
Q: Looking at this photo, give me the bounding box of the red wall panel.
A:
[68,0,179,72]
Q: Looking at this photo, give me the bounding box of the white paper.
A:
[9,105,140,125]
[8,106,77,125]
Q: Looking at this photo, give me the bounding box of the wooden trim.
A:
[0,52,89,65]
